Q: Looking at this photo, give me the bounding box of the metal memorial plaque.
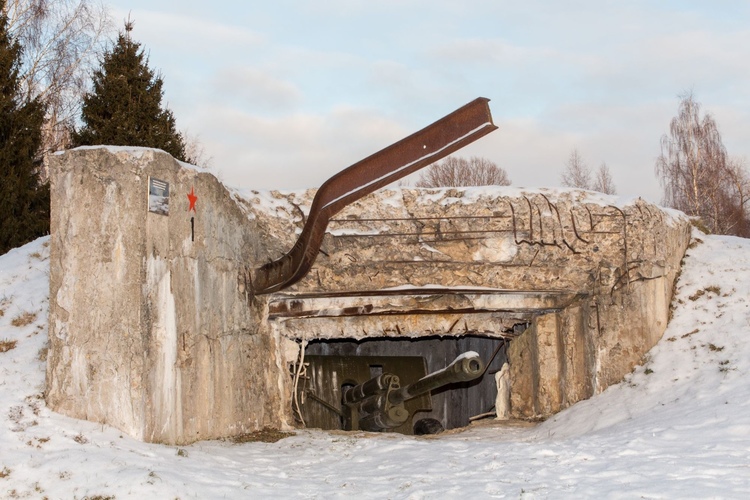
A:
[148,177,170,215]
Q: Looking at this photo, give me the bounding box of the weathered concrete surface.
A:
[243,188,688,294]
[508,303,596,418]
[47,147,283,444]
[266,290,581,340]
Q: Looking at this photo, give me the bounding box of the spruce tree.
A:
[72,23,189,162]
[0,0,49,255]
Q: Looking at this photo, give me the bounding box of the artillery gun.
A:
[295,352,486,434]
[342,352,485,432]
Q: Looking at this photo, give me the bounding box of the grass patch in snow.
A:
[0,339,18,352]
[689,218,710,234]
[719,360,733,373]
[11,311,36,327]
[37,342,48,362]
[26,436,50,449]
[0,296,9,317]
[229,428,294,443]
[688,285,721,301]
[681,328,700,338]
[687,237,704,249]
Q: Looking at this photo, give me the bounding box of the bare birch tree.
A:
[655,92,749,236]
[560,148,591,189]
[183,130,214,169]
[593,162,617,195]
[3,0,112,156]
[722,157,750,236]
[416,156,511,187]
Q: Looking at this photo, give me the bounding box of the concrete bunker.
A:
[46,145,691,444]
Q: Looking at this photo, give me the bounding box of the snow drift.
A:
[1,230,749,498]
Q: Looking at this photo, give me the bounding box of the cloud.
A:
[429,38,586,68]
[212,67,303,111]
[190,105,409,191]
[583,28,750,101]
[112,8,265,55]
[428,99,670,204]
[712,104,750,160]
[183,94,670,203]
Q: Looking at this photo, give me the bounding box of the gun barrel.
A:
[388,352,484,406]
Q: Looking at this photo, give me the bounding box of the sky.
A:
[103,1,750,203]
[3,226,750,496]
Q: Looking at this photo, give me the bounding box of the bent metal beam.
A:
[251,97,498,295]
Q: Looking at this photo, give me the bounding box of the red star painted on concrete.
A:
[187,187,198,212]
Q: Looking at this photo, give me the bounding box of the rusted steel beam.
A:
[252,97,498,295]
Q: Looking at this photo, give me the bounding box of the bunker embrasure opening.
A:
[288,331,528,435]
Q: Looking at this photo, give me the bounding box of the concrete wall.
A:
[242,188,689,296]
[47,147,284,444]
[508,266,680,420]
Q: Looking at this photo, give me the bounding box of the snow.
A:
[60,145,215,176]
[232,187,315,224]
[239,185,688,239]
[2,230,750,498]
[402,185,632,209]
[472,237,517,263]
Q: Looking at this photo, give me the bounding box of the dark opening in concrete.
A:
[295,331,526,434]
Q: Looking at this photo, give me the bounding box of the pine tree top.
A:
[72,23,189,162]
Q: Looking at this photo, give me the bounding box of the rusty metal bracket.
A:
[252,97,498,295]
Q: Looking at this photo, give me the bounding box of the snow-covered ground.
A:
[1,231,749,499]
